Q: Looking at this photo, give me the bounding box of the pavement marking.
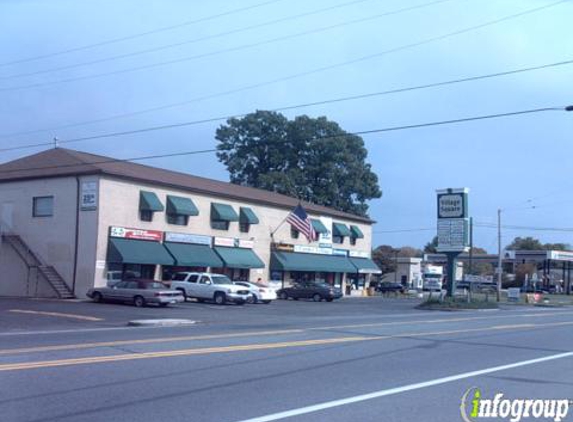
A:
[0,336,376,372]
[1,310,572,355]
[7,309,103,322]
[234,351,573,422]
[2,320,573,372]
[0,329,304,355]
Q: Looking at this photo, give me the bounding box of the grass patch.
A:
[416,297,499,311]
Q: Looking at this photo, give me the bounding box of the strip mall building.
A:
[0,148,380,299]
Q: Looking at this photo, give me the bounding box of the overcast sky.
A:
[1,0,572,252]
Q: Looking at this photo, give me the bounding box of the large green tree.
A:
[371,245,423,274]
[506,236,570,251]
[216,110,381,216]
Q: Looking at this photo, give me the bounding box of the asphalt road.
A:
[1,297,572,422]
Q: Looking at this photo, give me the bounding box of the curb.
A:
[127,319,198,327]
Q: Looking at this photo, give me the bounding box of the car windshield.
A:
[212,275,233,285]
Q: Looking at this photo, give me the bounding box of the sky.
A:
[0,0,572,253]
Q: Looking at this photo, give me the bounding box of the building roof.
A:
[0,148,373,224]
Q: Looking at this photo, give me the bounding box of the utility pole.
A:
[497,208,502,302]
[53,137,59,149]
[468,217,473,275]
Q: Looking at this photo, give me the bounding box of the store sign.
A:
[318,216,332,247]
[165,232,211,245]
[436,188,469,253]
[214,236,235,247]
[349,250,370,258]
[272,243,294,252]
[80,181,98,211]
[332,249,348,256]
[294,245,333,255]
[548,251,573,262]
[238,239,254,249]
[110,226,162,242]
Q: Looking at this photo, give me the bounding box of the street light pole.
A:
[394,249,399,284]
[497,208,502,302]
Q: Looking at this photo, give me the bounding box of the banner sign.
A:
[165,232,211,245]
[110,226,162,242]
[349,250,370,258]
[213,237,254,248]
[80,181,98,211]
[436,188,469,253]
[294,245,333,255]
[272,243,295,252]
[332,248,348,256]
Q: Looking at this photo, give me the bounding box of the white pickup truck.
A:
[170,272,250,305]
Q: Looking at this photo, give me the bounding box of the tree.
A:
[424,236,438,253]
[371,245,422,274]
[464,247,493,276]
[506,236,570,251]
[216,110,382,216]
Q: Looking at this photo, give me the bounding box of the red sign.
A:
[110,226,162,242]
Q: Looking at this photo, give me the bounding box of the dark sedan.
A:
[277,282,342,302]
[376,282,405,294]
[87,279,184,307]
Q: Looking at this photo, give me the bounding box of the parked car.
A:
[376,282,405,294]
[277,282,342,302]
[233,281,277,304]
[170,272,250,305]
[87,279,184,307]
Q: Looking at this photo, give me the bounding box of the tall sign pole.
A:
[436,188,470,298]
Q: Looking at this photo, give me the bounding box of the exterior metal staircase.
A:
[2,234,75,299]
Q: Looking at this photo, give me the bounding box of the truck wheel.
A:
[214,292,226,305]
[176,288,186,301]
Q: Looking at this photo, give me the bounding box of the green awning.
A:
[271,251,356,273]
[349,257,381,274]
[211,203,239,221]
[139,191,164,212]
[333,223,352,237]
[107,238,174,265]
[166,195,199,216]
[163,242,223,267]
[239,207,259,224]
[311,219,328,234]
[214,247,265,269]
[350,225,364,239]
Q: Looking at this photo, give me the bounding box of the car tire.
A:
[279,291,288,300]
[214,292,226,305]
[312,293,322,302]
[262,300,271,304]
[176,288,186,302]
[246,295,255,304]
[92,292,103,303]
[133,295,146,308]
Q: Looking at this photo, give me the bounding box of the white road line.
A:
[235,351,573,422]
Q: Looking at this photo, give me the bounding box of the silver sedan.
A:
[87,279,184,307]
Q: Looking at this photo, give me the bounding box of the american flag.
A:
[286,204,317,242]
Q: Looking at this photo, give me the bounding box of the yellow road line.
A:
[2,320,573,373]
[2,310,572,356]
[0,329,304,355]
[0,336,375,372]
[8,309,103,322]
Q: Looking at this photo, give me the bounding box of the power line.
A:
[0,0,443,81]
[475,222,573,232]
[1,57,571,149]
[0,0,566,94]
[0,0,288,68]
[0,105,569,173]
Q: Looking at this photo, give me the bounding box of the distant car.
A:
[277,282,342,302]
[170,272,250,305]
[520,286,549,294]
[87,279,184,307]
[376,282,405,294]
[233,281,277,304]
